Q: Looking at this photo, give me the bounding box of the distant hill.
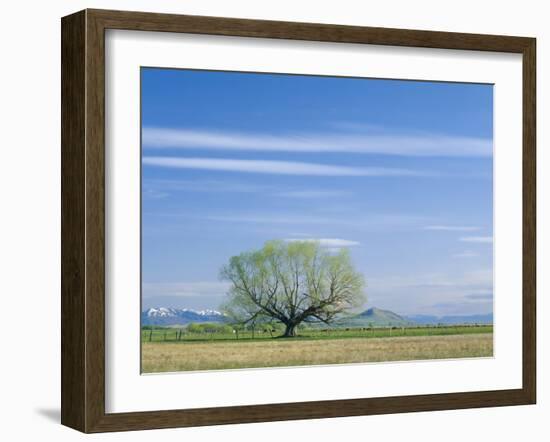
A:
[334,307,414,327]
[405,313,493,325]
[141,306,493,327]
[309,307,492,328]
[141,307,226,326]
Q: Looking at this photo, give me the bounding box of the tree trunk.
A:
[283,323,297,337]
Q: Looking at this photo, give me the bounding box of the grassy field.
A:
[142,324,493,343]
[141,326,493,373]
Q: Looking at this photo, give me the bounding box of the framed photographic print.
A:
[61,9,536,433]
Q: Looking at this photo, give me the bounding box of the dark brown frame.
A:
[61,8,536,433]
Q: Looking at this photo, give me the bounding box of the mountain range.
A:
[405,313,493,325]
[141,306,493,327]
[141,307,225,326]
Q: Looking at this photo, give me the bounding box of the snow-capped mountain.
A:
[141,307,226,326]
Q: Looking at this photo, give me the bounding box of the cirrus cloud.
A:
[143,127,492,158]
[459,236,493,243]
[425,225,480,232]
[142,156,433,177]
[284,238,360,248]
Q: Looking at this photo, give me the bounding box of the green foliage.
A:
[220,240,366,336]
[186,322,233,334]
[141,325,169,330]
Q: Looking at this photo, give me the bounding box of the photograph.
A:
[140,67,494,374]
[0,0,541,437]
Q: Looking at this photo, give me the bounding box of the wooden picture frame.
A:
[61,8,536,433]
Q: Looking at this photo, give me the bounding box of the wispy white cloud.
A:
[143,178,260,194]
[459,236,493,243]
[142,281,231,298]
[452,251,479,258]
[142,157,431,177]
[369,269,492,291]
[425,225,480,232]
[366,270,493,316]
[202,213,428,231]
[143,179,351,199]
[273,190,351,199]
[428,301,493,316]
[329,121,388,132]
[142,188,169,200]
[205,214,334,225]
[143,127,492,157]
[465,292,493,301]
[284,238,360,247]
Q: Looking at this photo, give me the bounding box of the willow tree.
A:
[220,240,366,337]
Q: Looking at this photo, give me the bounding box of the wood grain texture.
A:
[522,38,536,403]
[61,10,86,432]
[89,8,533,52]
[84,9,107,432]
[61,8,537,433]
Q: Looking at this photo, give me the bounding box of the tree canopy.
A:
[220,240,366,337]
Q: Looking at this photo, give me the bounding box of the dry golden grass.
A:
[142,333,493,373]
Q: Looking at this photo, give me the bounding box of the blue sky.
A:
[141,68,493,316]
